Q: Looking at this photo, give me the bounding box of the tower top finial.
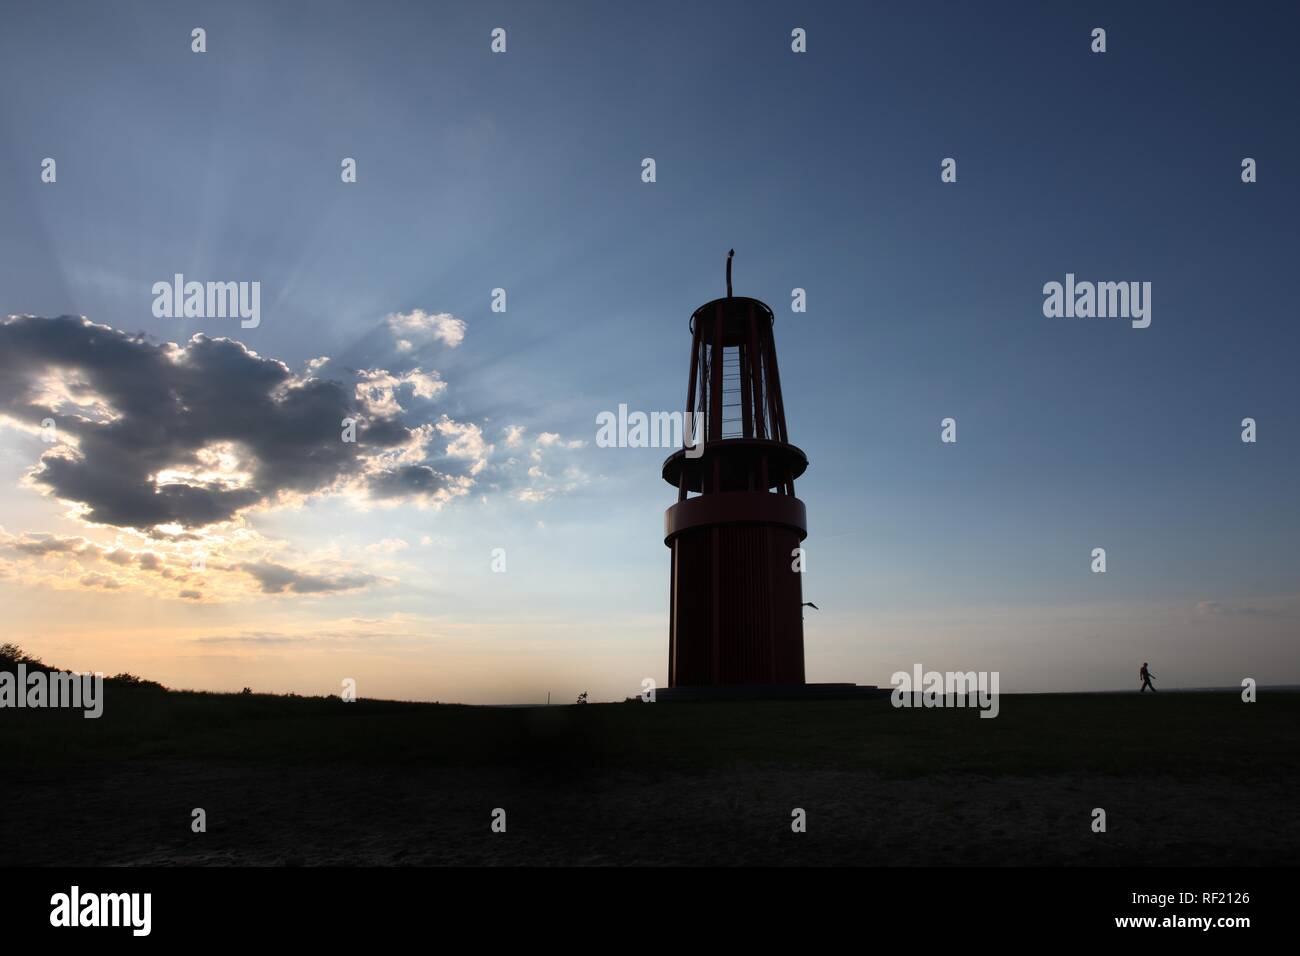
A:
[726,249,734,297]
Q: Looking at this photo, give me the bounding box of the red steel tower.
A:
[662,251,809,686]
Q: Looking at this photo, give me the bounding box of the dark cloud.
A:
[194,629,386,644]
[4,533,89,555]
[195,632,305,644]
[78,573,121,589]
[1195,599,1292,619]
[366,463,449,498]
[240,560,377,595]
[0,316,417,530]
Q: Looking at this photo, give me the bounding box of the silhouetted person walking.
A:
[1140,661,1156,693]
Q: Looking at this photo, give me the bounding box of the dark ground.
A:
[3,687,1297,865]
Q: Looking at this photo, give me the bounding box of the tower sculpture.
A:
[662,251,809,686]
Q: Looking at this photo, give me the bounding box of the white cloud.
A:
[385,310,466,350]
[365,537,410,554]
[511,430,592,502]
[437,416,492,476]
[355,368,447,416]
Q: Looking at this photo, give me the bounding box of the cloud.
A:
[3,532,91,556]
[195,632,305,645]
[355,368,447,417]
[363,464,469,504]
[365,537,410,554]
[436,416,492,476]
[193,627,384,645]
[536,431,585,450]
[191,613,430,645]
[385,310,466,350]
[0,527,380,604]
[78,572,121,589]
[1194,599,1293,619]
[0,315,596,601]
[511,430,592,502]
[0,316,442,530]
[240,560,378,595]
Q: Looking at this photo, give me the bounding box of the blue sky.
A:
[1,1,1297,700]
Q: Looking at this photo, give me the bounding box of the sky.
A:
[1,1,1297,702]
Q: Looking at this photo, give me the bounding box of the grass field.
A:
[3,680,1297,865]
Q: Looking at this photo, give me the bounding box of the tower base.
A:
[637,683,888,703]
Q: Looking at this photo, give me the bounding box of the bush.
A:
[0,642,44,667]
[106,672,167,692]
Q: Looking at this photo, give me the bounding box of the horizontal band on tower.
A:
[664,490,807,543]
[688,295,775,338]
[662,438,808,493]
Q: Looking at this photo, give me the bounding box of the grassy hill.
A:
[3,646,1297,865]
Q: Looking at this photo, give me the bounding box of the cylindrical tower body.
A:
[662,290,809,686]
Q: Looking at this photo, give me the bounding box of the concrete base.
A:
[636,683,889,703]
